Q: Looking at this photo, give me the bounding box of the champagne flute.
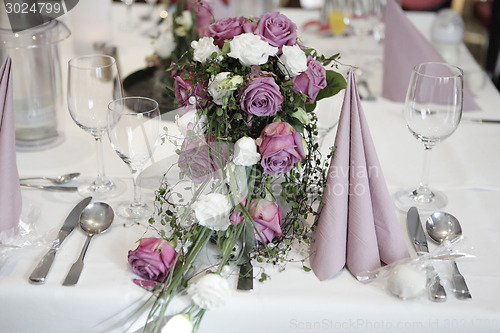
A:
[67,55,124,199]
[394,62,463,212]
[107,97,161,219]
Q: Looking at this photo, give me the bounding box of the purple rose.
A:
[256,122,306,175]
[240,75,284,117]
[248,199,283,243]
[205,16,254,48]
[128,238,177,283]
[292,56,327,103]
[174,72,209,114]
[254,12,297,51]
[178,136,228,183]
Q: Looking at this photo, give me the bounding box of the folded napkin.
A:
[310,70,409,281]
[382,0,479,111]
[0,57,22,239]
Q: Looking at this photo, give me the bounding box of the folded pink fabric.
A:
[310,70,409,281]
[382,0,479,111]
[0,57,22,238]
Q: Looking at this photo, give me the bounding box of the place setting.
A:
[2,0,500,332]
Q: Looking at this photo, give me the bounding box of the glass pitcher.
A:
[0,20,70,151]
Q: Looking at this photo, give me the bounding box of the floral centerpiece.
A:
[146,0,214,110]
[128,4,346,332]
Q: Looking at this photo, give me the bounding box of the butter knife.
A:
[20,183,78,192]
[237,262,253,291]
[29,197,92,284]
[407,207,447,302]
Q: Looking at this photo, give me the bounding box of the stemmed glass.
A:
[107,97,161,219]
[67,55,124,199]
[141,0,158,21]
[394,62,463,212]
[120,0,137,31]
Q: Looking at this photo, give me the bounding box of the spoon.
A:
[62,202,114,286]
[426,212,472,299]
[20,172,80,185]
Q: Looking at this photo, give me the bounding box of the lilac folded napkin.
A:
[310,70,409,281]
[382,0,479,111]
[0,57,22,239]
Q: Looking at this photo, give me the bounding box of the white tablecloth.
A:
[1,4,500,333]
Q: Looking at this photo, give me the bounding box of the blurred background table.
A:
[1,2,500,333]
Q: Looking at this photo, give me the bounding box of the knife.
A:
[20,183,78,192]
[29,197,92,284]
[237,262,253,291]
[406,207,447,302]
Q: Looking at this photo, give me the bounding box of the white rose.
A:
[227,33,278,66]
[279,44,308,77]
[176,10,193,31]
[161,314,193,333]
[175,109,207,136]
[191,193,232,231]
[186,273,231,309]
[208,72,241,106]
[191,37,221,63]
[233,137,261,166]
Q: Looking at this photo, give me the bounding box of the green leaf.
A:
[315,70,347,102]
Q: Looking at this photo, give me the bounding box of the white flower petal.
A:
[187,273,231,309]
[192,193,232,231]
[228,33,278,66]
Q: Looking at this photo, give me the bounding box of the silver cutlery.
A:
[406,207,447,302]
[29,197,92,284]
[462,118,500,124]
[20,183,78,192]
[426,212,472,300]
[63,202,114,286]
[19,172,80,184]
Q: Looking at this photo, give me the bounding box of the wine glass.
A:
[107,97,161,219]
[141,0,158,21]
[394,62,463,212]
[67,55,124,199]
[120,0,137,31]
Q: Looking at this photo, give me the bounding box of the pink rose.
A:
[128,238,177,283]
[174,72,209,114]
[292,56,327,103]
[231,198,283,243]
[178,136,228,183]
[240,75,284,117]
[230,198,247,225]
[256,122,306,175]
[248,199,283,243]
[254,12,297,51]
[205,16,255,48]
[187,0,213,36]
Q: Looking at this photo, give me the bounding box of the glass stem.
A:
[95,136,107,185]
[131,169,142,206]
[414,145,434,202]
